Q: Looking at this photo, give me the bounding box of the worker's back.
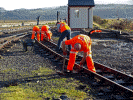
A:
[41,25,49,32]
[59,22,70,33]
[66,34,91,52]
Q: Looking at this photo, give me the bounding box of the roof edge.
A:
[68,5,95,7]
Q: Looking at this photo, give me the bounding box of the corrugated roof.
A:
[68,0,95,6]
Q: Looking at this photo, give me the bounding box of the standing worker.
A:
[62,34,96,73]
[56,22,67,33]
[41,25,52,41]
[31,26,40,41]
[56,22,71,51]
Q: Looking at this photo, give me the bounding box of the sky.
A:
[0,0,133,10]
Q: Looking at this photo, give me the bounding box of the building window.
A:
[75,10,79,18]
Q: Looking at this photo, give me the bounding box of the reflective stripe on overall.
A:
[67,49,78,71]
[67,50,95,72]
[86,51,96,73]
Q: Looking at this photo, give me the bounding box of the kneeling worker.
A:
[62,34,96,73]
[31,26,40,41]
[41,25,52,41]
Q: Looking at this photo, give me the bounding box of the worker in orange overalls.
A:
[62,34,96,73]
[41,25,52,41]
[56,22,71,52]
[31,26,40,41]
[56,22,67,32]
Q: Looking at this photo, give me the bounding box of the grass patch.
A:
[52,37,59,41]
[0,85,43,100]
[0,78,90,100]
[1,68,17,73]
[31,66,55,76]
[93,17,133,32]
[0,66,93,100]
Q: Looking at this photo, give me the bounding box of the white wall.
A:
[89,7,93,28]
[70,7,89,28]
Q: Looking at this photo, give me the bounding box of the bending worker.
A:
[62,34,96,73]
[41,25,52,41]
[56,22,71,51]
[31,26,40,41]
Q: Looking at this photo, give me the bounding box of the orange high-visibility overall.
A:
[31,26,40,41]
[44,31,52,40]
[40,32,44,41]
[65,34,96,72]
[57,22,67,33]
[59,22,70,33]
[41,25,49,41]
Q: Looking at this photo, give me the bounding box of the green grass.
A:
[94,18,133,32]
[47,22,56,25]
[1,67,18,73]
[0,85,43,100]
[0,79,89,100]
[0,20,36,23]
[31,66,55,76]
[53,37,59,41]
[0,66,93,100]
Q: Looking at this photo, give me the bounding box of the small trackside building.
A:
[68,0,95,31]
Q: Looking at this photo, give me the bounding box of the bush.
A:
[93,16,108,25]
[101,19,108,24]
[112,19,132,30]
[93,15,133,31]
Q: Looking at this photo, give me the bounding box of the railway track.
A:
[0,32,30,50]
[35,38,133,99]
[0,27,132,99]
[0,28,32,38]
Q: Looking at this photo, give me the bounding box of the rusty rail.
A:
[0,33,29,50]
[35,38,133,99]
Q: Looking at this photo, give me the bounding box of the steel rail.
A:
[0,33,26,43]
[35,38,133,99]
[0,33,29,50]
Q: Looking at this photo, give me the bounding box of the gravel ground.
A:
[0,35,97,99]
[0,30,132,99]
[1,31,132,77]
[91,38,133,75]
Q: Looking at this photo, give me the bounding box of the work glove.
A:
[63,51,67,56]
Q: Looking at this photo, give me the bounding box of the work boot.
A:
[64,70,72,73]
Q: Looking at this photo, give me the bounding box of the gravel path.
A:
[0,36,55,82]
[91,38,133,75]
